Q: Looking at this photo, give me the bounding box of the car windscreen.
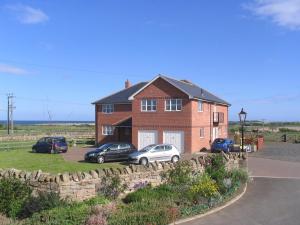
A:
[140,144,156,152]
[53,138,66,143]
[214,139,225,144]
[97,143,112,151]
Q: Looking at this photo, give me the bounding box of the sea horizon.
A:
[0,120,94,125]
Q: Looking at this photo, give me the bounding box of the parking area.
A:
[250,142,300,163]
[63,147,94,162]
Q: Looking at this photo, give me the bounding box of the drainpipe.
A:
[210,104,212,145]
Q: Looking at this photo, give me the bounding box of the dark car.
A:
[211,138,234,153]
[32,137,68,154]
[85,143,136,164]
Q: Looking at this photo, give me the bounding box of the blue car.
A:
[211,138,234,153]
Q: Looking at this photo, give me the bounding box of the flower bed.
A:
[0,155,248,225]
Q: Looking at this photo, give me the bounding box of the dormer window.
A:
[102,104,114,114]
[165,99,182,111]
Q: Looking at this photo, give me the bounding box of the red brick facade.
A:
[95,77,229,153]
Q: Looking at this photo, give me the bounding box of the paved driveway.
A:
[251,142,300,162]
[181,178,300,225]
[181,143,300,225]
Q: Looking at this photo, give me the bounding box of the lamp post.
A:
[239,108,247,153]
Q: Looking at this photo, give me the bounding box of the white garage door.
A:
[163,131,184,153]
[138,130,158,150]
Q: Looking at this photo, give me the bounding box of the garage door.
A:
[138,130,158,150]
[163,131,184,153]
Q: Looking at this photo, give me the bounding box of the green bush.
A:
[205,155,227,193]
[23,196,109,225]
[123,184,179,204]
[190,173,219,200]
[163,160,193,185]
[84,195,110,206]
[98,174,127,199]
[0,178,32,218]
[228,168,249,186]
[19,191,66,219]
[24,202,89,225]
[108,200,178,225]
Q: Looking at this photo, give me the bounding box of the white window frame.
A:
[141,99,157,112]
[102,125,114,135]
[102,104,114,114]
[198,100,203,112]
[200,127,205,138]
[165,99,182,111]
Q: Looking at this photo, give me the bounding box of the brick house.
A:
[92,75,230,154]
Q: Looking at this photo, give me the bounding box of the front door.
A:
[212,127,219,142]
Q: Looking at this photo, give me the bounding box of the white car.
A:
[128,144,181,165]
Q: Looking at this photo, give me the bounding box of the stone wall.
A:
[0,153,246,201]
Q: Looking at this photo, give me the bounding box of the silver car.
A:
[128,144,181,165]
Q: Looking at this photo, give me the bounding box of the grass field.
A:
[0,148,124,174]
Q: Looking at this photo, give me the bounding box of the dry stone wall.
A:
[0,152,246,201]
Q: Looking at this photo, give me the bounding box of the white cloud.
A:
[6,4,49,24]
[245,0,300,30]
[0,64,29,75]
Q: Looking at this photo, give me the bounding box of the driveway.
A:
[251,142,300,162]
[181,177,300,225]
[181,143,300,225]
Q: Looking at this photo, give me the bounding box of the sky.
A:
[0,0,300,122]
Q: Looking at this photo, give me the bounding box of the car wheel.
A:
[97,156,105,164]
[139,157,148,166]
[50,149,55,154]
[171,155,179,163]
[32,148,36,153]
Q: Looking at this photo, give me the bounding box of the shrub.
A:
[190,173,219,198]
[19,191,66,219]
[84,196,110,206]
[85,202,116,225]
[24,196,109,225]
[98,175,127,199]
[108,200,178,225]
[205,155,227,193]
[24,202,89,225]
[123,184,179,204]
[228,169,249,186]
[163,160,193,185]
[0,178,32,218]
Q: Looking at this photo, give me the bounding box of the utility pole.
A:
[7,93,15,135]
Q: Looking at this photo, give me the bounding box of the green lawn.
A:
[0,148,124,174]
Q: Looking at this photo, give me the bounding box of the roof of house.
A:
[92,82,148,104]
[161,76,230,105]
[93,75,230,106]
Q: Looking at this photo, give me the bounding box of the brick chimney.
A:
[125,79,131,89]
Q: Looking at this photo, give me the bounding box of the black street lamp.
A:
[239,108,247,153]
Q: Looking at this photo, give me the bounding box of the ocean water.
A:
[0,120,94,125]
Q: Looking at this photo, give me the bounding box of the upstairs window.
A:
[165,99,182,111]
[102,104,114,114]
[102,125,114,135]
[198,100,203,112]
[141,99,157,112]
